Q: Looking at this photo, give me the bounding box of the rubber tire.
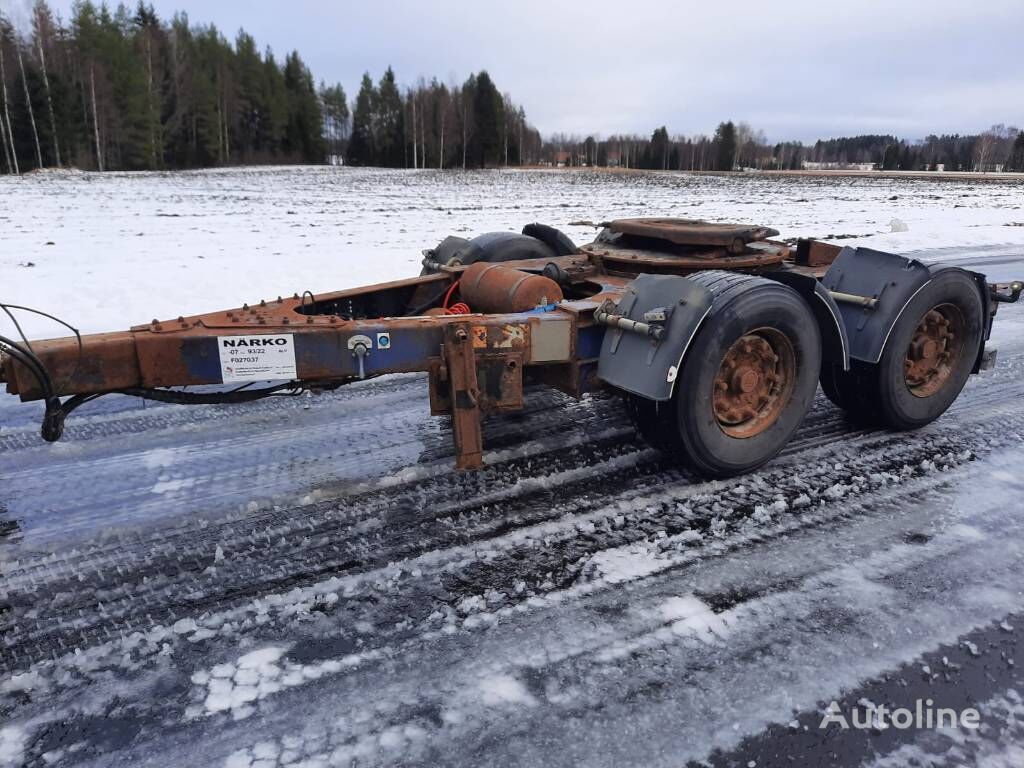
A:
[668,272,821,477]
[820,361,876,422]
[625,395,681,452]
[822,270,984,430]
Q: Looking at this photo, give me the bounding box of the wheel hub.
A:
[904,304,965,398]
[713,329,796,438]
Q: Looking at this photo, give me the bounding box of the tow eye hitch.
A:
[991,281,1024,303]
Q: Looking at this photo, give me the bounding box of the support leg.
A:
[443,324,484,469]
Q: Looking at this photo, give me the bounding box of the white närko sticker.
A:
[218,335,297,383]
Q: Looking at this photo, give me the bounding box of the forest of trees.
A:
[0,0,540,174]
[346,68,541,169]
[1,1,1021,176]
[545,122,1024,173]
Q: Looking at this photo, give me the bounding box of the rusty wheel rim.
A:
[904,303,966,398]
[712,328,796,439]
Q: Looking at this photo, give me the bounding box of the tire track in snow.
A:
[3,355,1023,673]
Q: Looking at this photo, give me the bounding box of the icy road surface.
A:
[2,167,1024,767]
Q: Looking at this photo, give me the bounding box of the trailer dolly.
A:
[2,219,1021,477]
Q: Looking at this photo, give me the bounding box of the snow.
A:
[0,726,26,768]
[478,674,536,707]
[2,166,1024,339]
[585,542,666,584]
[236,647,285,669]
[4,166,1024,767]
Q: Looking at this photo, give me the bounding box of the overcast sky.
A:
[35,0,1024,142]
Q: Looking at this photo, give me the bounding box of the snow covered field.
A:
[2,166,1023,337]
[2,167,1024,768]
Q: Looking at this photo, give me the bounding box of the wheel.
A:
[820,361,875,421]
[624,394,681,452]
[823,270,984,430]
[631,272,821,477]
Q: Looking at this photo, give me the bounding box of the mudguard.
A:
[597,274,713,402]
[764,271,850,369]
[821,247,932,364]
[823,247,991,366]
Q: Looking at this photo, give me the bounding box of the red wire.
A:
[442,280,460,310]
[446,302,470,315]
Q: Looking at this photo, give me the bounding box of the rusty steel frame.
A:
[1,260,623,468]
[4,219,1018,470]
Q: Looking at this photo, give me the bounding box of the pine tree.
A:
[282,50,322,162]
[233,31,262,159]
[1006,132,1024,172]
[258,47,287,156]
[375,66,403,167]
[346,72,374,166]
[713,121,736,171]
[470,70,502,167]
[650,126,669,170]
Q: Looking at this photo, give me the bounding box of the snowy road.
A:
[2,168,1024,767]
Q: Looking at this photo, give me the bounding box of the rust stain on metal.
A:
[460,262,563,313]
[712,329,795,439]
[582,243,787,272]
[444,324,484,469]
[905,304,964,398]
[493,324,526,349]
[794,239,843,268]
[607,218,780,253]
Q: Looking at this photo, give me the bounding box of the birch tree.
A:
[0,34,18,174]
[32,1,60,166]
[16,41,43,168]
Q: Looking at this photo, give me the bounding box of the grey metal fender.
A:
[596,274,713,402]
[821,247,988,366]
[822,247,931,364]
[763,271,850,370]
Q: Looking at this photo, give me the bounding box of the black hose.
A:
[404,284,451,317]
[0,335,54,400]
[118,381,305,405]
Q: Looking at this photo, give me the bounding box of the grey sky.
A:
[38,0,1024,142]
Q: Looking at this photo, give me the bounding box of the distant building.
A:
[802,161,876,171]
[605,150,621,167]
[554,150,570,167]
